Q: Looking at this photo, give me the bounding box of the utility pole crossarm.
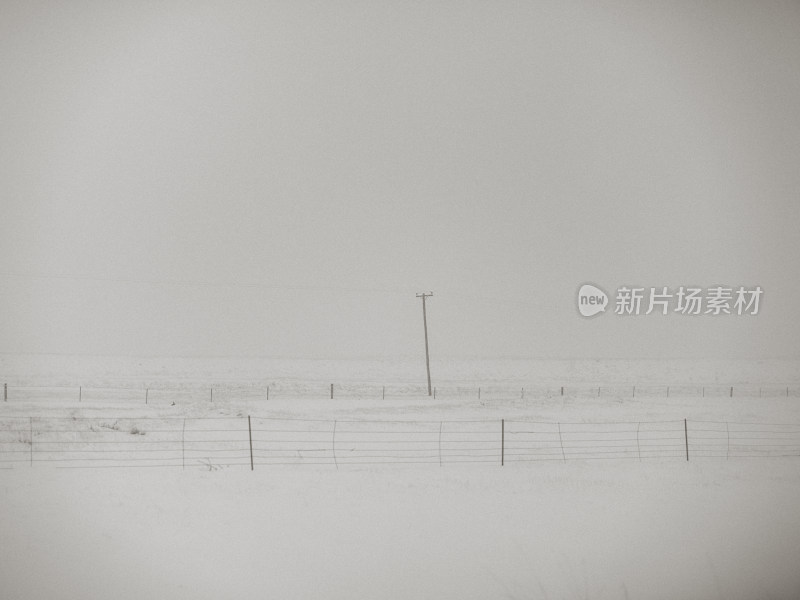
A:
[416,292,434,397]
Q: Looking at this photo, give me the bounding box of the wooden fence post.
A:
[330,383,333,399]
[636,422,641,461]
[438,421,443,467]
[3,383,6,401]
[501,419,505,466]
[182,418,186,469]
[684,418,689,461]
[248,416,254,471]
[79,386,82,402]
[332,421,338,469]
[726,421,730,460]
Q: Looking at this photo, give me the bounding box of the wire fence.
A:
[1,416,799,470]
[3,382,800,404]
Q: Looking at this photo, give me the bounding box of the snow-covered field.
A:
[2,357,800,599]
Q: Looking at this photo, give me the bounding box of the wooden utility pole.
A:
[416,292,434,396]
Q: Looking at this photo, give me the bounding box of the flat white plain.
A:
[1,357,799,600]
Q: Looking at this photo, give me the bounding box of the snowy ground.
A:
[2,357,800,599]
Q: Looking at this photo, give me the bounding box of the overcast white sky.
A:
[1,1,799,359]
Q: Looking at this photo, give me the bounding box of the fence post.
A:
[521,387,524,400]
[438,421,443,467]
[79,386,82,402]
[730,386,733,398]
[248,416,254,471]
[330,384,333,400]
[382,386,385,400]
[145,388,149,404]
[3,383,6,401]
[478,387,481,400]
[561,386,564,396]
[434,387,436,399]
[726,421,730,460]
[210,388,213,402]
[684,419,689,461]
[29,417,33,466]
[332,421,338,469]
[636,422,641,461]
[182,419,186,469]
[267,385,269,401]
[501,419,505,466]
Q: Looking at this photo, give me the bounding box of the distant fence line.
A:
[1,416,798,470]
[3,382,800,403]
